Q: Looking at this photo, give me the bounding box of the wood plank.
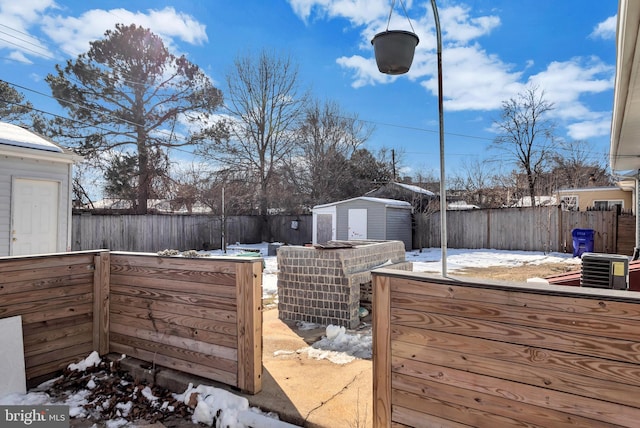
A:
[110,262,237,286]
[110,274,237,299]
[0,274,93,296]
[25,351,92,381]
[24,330,93,358]
[235,261,263,394]
[111,307,238,338]
[392,374,609,428]
[391,307,640,364]
[0,284,92,306]
[392,324,640,392]
[391,353,640,423]
[25,342,93,371]
[110,253,242,274]
[373,273,392,428]
[110,332,237,374]
[391,291,640,342]
[393,405,472,428]
[24,322,93,355]
[111,321,237,361]
[3,297,93,323]
[392,388,540,428]
[111,284,237,311]
[94,251,110,355]
[389,277,640,321]
[23,313,93,337]
[110,313,236,348]
[110,342,237,387]
[110,294,236,323]
[0,253,95,272]
[0,263,95,283]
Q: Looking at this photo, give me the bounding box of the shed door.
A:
[11,178,59,256]
[317,214,334,244]
[348,208,367,240]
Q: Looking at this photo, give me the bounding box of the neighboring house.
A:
[448,201,480,210]
[557,182,635,213]
[365,181,436,212]
[312,197,412,250]
[0,122,81,256]
[511,196,557,208]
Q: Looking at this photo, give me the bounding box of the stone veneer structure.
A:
[277,240,412,328]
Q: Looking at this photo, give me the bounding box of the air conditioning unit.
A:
[580,253,629,290]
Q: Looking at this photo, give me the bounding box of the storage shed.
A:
[0,122,81,256]
[312,196,412,249]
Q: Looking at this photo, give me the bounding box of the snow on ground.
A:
[1,352,296,428]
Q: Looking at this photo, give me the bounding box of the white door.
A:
[11,178,59,256]
[348,209,367,240]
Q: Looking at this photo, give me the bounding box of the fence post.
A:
[93,251,110,355]
[373,272,391,428]
[236,260,263,394]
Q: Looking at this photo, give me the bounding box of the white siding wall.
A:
[385,207,412,249]
[336,200,387,241]
[0,154,71,256]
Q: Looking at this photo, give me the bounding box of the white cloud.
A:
[566,113,612,140]
[418,44,524,111]
[336,54,391,88]
[0,0,57,59]
[528,57,614,121]
[590,15,616,40]
[40,6,207,57]
[288,0,388,26]
[439,5,500,44]
[7,50,32,64]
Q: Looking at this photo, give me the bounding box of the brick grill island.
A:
[277,240,412,328]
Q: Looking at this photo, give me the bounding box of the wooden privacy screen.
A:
[0,251,106,381]
[372,269,640,427]
[109,252,262,393]
[0,251,263,394]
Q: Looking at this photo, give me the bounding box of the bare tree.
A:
[493,86,556,206]
[550,140,612,189]
[289,98,374,206]
[199,49,307,218]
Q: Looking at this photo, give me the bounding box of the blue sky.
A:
[0,0,618,181]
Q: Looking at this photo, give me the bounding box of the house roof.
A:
[0,122,81,163]
[391,182,435,196]
[313,196,412,210]
[610,0,640,171]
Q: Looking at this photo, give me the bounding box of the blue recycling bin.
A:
[572,228,594,257]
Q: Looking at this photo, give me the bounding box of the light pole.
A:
[372,0,447,276]
[431,0,447,277]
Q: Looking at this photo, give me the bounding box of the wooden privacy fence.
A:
[372,269,640,427]
[415,207,620,253]
[72,214,313,252]
[0,250,263,394]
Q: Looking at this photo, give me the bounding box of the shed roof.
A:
[313,196,412,210]
[0,122,81,163]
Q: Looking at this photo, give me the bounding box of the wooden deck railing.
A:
[373,269,640,427]
[0,251,263,394]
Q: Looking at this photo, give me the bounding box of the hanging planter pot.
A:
[371,30,419,75]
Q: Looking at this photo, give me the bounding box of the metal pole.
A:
[635,171,639,260]
[222,185,226,253]
[431,0,447,276]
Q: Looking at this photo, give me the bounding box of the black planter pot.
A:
[371,30,420,75]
